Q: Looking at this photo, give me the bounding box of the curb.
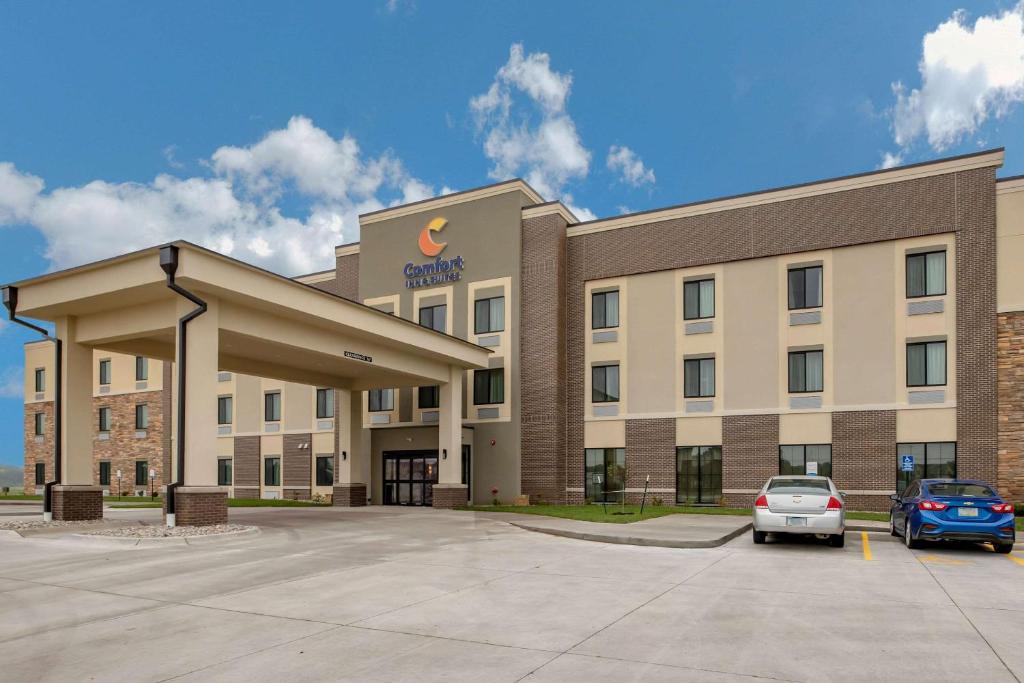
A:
[70,526,260,547]
[0,529,24,540]
[508,521,752,549]
[0,500,43,506]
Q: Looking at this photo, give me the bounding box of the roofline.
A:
[997,173,1024,183]
[335,242,360,258]
[567,147,1005,238]
[997,174,1024,195]
[521,200,578,224]
[358,178,545,225]
[292,268,335,284]
[5,240,491,355]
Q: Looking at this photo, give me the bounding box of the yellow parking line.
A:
[861,532,872,561]
[1008,553,1024,567]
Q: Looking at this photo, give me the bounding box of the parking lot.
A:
[0,506,1022,682]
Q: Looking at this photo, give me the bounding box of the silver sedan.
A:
[752,475,846,547]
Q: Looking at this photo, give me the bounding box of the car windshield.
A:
[767,478,831,494]
[926,483,995,498]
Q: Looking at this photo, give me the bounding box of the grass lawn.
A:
[108,498,330,509]
[459,503,892,524]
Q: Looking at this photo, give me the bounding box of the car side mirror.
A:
[889,494,900,502]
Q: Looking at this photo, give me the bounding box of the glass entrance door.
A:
[676,446,722,505]
[383,451,439,505]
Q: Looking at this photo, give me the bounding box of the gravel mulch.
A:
[84,524,256,538]
[0,519,105,531]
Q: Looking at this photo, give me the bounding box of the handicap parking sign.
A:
[900,455,915,472]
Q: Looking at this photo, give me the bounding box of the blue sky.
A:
[1,1,1023,466]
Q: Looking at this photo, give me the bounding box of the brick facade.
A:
[624,418,676,502]
[92,390,166,496]
[23,401,54,493]
[52,486,103,521]
[283,432,311,500]
[163,488,228,526]
[333,483,367,506]
[998,311,1024,504]
[520,211,568,504]
[832,410,897,512]
[233,435,260,499]
[431,484,468,509]
[722,415,780,507]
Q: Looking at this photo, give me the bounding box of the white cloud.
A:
[891,3,1024,151]
[606,145,655,186]
[0,116,439,275]
[879,151,905,169]
[162,145,184,169]
[0,367,21,399]
[470,43,591,199]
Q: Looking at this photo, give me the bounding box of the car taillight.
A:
[755,495,769,509]
[919,500,948,511]
[826,496,843,510]
[990,503,1014,514]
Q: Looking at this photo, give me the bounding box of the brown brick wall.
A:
[93,390,166,496]
[520,212,568,503]
[431,484,468,509]
[23,401,54,493]
[334,252,360,300]
[998,311,1024,503]
[832,410,897,512]
[52,487,102,521]
[333,483,367,506]
[282,432,311,500]
[163,490,228,526]
[722,414,779,507]
[233,435,260,492]
[624,418,675,502]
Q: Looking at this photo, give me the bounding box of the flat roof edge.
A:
[359,179,544,225]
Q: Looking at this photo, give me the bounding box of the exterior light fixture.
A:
[442,449,447,460]
[342,451,347,461]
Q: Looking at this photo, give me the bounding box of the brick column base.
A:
[431,484,468,509]
[333,483,367,506]
[163,487,228,526]
[52,485,103,521]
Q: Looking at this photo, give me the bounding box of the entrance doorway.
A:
[383,451,439,506]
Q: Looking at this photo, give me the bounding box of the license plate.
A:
[787,517,807,526]
[957,507,979,517]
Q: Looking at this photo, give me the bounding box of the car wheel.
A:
[904,518,921,550]
[889,515,900,537]
[993,543,1014,555]
[830,532,845,548]
[752,530,766,544]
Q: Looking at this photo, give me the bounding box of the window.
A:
[906,250,946,298]
[788,350,824,393]
[897,442,956,494]
[473,368,505,405]
[218,396,233,425]
[35,462,45,485]
[676,446,722,504]
[591,364,620,403]
[316,455,334,486]
[591,290,619,329]
[135,404,149,430]
[779,445,832,477]
[217,458,233,486]
[684,358,715,398]
[368,388,394,412]
[474,296,505,334]
[264,457,281,486]
[34,368,45,393]
[33,412,44,436]
[135,460,148,486]
[418,385,439,410]
[418,304,447,333]
[787,266,823,310]
[99,461,111,486]
[316,388,334,419]
[98,359,112,385]
[135,356,148,381]
[98,406,111,432]
[907,341,946,387]
[264,392,281,422]
[683,279,715,320]
[584,448,626,503]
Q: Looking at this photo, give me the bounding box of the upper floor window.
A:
[907,341,946,387]
[316,388,334,419]
[218,396,233,425]
[135,356,148,381]
[34,368,45,393]
[683,279,715,320]
[369,388,394,412]
[906,250,946,298]
[98,359,112,386]
[474,296,505,334]
[135,404,149,430]
[419,304,447,333]
[264,392,281,422]
[473,368,505,405]
[788,350,824,393]
[591,364,620,403]
[418,385,440,410]
[34,412,44,436]
[684,358,715,398]
[787,266,823,310]
[592,290,619,329]
[98,406,112,432]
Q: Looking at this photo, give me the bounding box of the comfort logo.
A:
[418,217,448,257]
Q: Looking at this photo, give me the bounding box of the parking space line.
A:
[1008,552,1024,567]
[860,532,872,561]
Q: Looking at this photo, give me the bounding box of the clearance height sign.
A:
[404,217,466,289]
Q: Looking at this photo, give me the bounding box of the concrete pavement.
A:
[0,506,1021,681]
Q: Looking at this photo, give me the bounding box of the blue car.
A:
[890,479,1016,553]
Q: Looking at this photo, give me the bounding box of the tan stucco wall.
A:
[997,180,1024,313]
[896,407,957,442]
[626,271,675,414]
[723,257,778,410]
[779,412,832,444]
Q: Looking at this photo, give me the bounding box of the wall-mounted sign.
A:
[405,216,465,289]
[900,455,915,472]
[344,351,373,363]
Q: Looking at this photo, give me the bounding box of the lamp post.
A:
[116,469,122,501]
[149,469,156,499]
